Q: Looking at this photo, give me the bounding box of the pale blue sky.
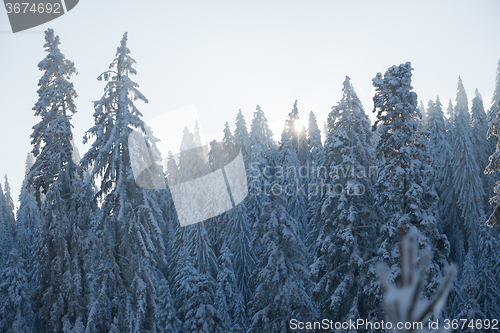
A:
[1,0,500,207]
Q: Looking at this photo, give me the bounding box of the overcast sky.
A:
[1,0,500,206]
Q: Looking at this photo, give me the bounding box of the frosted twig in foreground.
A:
[378,232,457,332]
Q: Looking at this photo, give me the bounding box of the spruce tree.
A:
[471,89,491,212]
[216,243,246,333]
[249,198,315,333]
[311,76,378,324]
[234,109,249,159]
[371,63,449,325]
[451,77,484,250]
[0,249,34,333]
[81,32,167,332]
[27,28,95,333]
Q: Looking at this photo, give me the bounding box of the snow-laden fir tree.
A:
[16,155,41,257]
[16,153,41,306]
[487,60,500,160]
[29,29,77,208]
[234,109,249,159]
[446,99,455,131]
[306,111,324,245]
[216,243,246,333]
[3,175,15,224]
[174,250,225,333]
[476,221,500,323]
[248,197,315,333]
[27,28,96,333]
[371,63,449,326]
[284,100,300,152]
[247,105,275,223]
[451,77,485,250]
[471,89,492,212]
[419,99,427,127]
[0,183,15,267]
[425,97,462,269]
[456,250,485,332]
[81,32,168,332]
[223,121,234,145]
[486,87,500,226]
[223,201,255,314]
[307,110,324,169]
[0,249,34,333]
[156,276,182,333]
[277,129,308,235]
[311,76,378,326]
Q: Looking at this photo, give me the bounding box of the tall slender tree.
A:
[371,63,449,324]
[249,198,315,333]
[311,76,378,324]
[81,32,168,332]
[27,28,96,333]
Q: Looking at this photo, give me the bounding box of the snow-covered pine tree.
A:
[16,154,41,301]
[16,171,41,249]
[174,250,225,333]
[446,99,455,131]
[81,32,167,332]
[426,97,453,195]
[3,175,15,224]
[156,276,182,333]
[247,105,274,223]
[419,99,427,127]
[278,129,308,235]
[456,250,485,332]
[285,100,300,152]
[307,110,324,169]
[485,70,500,226]
[0,183,15,267]
[223,121,235,147]
[451,77,485,250]
[306,111,324,243]
[216,243,246,333]
[487,60,500,163]
[248,197,315,333]
[298,124,310,168]
[27,28,96,333]
[0,249,34,332]
[371,63,449,322]
[224,201,255,315]
[471,89,492,212]
[234,109,249,159]
[186,220,218,278]
[311,76,378,325]
[29,29,77,208]
[476,221,500,323]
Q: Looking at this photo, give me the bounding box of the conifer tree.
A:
[311,76,378,324]
[451,78,484,250]
[81,32,167,332]
[0,249,34,333]
[249,198,315,333]
[471,89,492,211]
[224,202,255,310]
[27,28,96,333]
[371,63,449,322]
[247,105,274,223]
[3,175,15,223]
[278,130,308,234]
[234,109,249,159]
[216,243,246,333]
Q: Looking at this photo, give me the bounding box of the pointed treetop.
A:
[455,76,469,118]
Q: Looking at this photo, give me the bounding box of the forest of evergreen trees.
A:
[0,28,500,333]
